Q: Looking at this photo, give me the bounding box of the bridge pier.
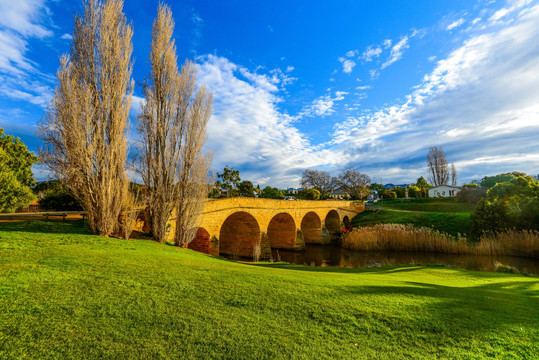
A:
[321,227,332,244]
[259,232,272,259]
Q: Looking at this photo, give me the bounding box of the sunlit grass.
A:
[0,221,538,359]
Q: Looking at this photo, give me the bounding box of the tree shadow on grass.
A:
[338,280,539,356]
[250,262,429,275]
[249,261,537,279]
[0,220,90,235]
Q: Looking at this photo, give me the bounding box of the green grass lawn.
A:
[1,221,538,359]
[374,198,477,213]
[353,199,475,237]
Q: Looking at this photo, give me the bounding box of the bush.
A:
[39,190,83,211]
[394,187,406,198]
[471,176,539,239]
[380,190,397,200]
[260,186,284,199]
[408,185,421,197]
[0,132,38,212]
[0,169,35,213]
[456,187,487,204]
[301,188,320,200]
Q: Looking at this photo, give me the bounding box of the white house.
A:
[428,185,460,198]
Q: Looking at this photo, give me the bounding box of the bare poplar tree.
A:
[427,146,449,186]
[451,162,457,186]
[137,5,212,245]
[39,0,133,236]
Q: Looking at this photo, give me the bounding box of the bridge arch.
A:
[188,227,212,255]
[325,209,341,241]
[301,211,322,244]
[219,211,261,258]
[267,212,297,250]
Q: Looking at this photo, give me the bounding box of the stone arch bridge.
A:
[175,198,364,259]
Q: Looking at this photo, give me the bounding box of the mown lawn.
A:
[1,221,538,359]
[353,199,474,237]
[374,198,477,213]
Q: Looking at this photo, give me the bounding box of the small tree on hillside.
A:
[0,129,38,213]
[217,166,241,197]
[260,186,284,199]
[238,180,255,197]
[0,145,36,213]
[416,176,429,197]
[39,0,133,236]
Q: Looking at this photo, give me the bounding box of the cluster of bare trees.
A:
[301,168,371,199]
[39,0,212,244]
[427,146,457,186]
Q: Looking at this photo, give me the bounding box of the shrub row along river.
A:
[267,244,539,275]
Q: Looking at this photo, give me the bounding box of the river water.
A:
[269,244,539,275]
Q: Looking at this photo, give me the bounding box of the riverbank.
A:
[1,220,538,359]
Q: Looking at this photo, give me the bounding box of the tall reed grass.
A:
[342,224,538,259]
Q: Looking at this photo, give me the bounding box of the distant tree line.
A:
[300,168,371,200]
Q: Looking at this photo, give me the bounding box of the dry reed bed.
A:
[342,224,538,258]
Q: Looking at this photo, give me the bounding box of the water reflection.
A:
[270,245,539,275]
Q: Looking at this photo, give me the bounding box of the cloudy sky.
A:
[1,0,538,187]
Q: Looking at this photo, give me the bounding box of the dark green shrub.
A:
[302,188,320,200]
[39,189,83,211]
[471,176,539,239]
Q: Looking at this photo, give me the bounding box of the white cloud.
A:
[0,0,52,38]
[129,95,145,118]
[328,3,539,183]
[195,55,338,186]
[383,39,392,49]
[286,65,294,73]
[302,91,347,117]
[192,12,204,24]
[355,85,372,90]
[60,33,72,40]
[361,45,382,61]
[0,0,54,107]
[381,36,409,69]
[428,55,437,62]
[338,57,356,73]
[489,0,532,23]
[345,50,357,57]
[447,18,465,30]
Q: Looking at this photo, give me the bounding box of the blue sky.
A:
[1,0,539,187]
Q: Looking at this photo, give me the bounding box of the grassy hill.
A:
[1,221,538,359]
[352,199,475,237]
